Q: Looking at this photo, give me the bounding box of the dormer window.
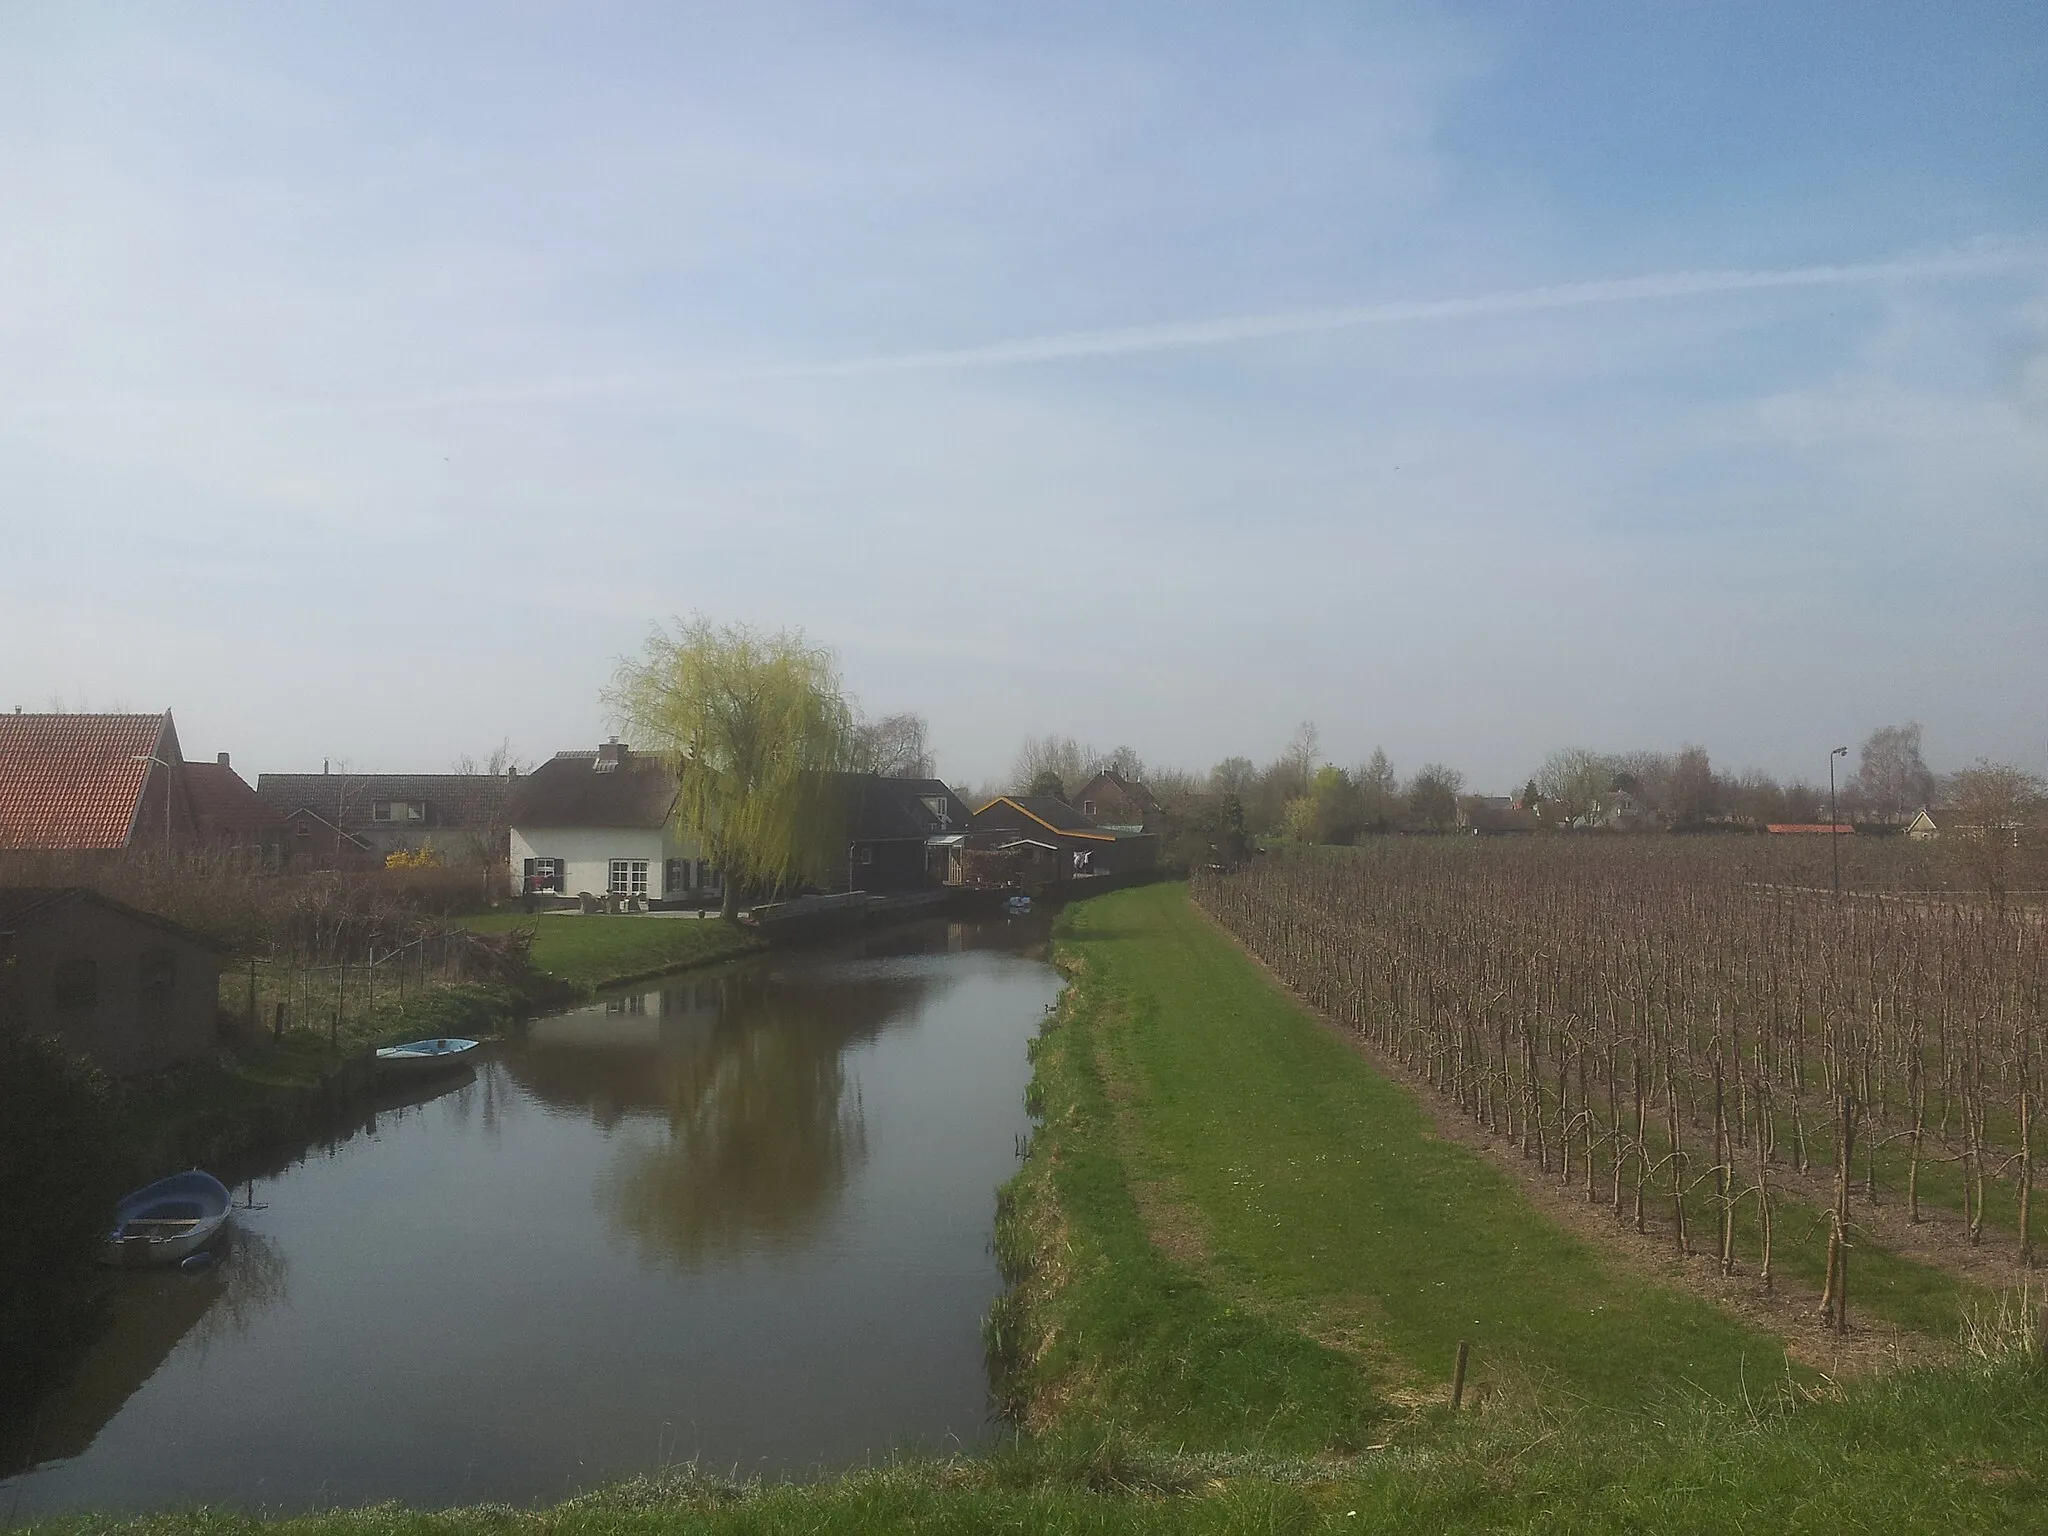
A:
[919,795,952,827]
[373,800,426,822]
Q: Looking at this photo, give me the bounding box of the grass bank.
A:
[465,912,766,993]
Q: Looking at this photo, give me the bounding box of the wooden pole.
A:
[1450,1339,1471,1411]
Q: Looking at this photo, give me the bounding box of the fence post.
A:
[1450,1339,1471,1410]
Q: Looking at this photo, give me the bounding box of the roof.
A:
[1074,771,1164,814]
[0,711,176,850]
[184,761,288,840]
[257,771,512,831]
[0,885,226,951]
[505,751,678,830]
[974,795,1117,842]
[835,774,972,842]
[1765,824,1856,834]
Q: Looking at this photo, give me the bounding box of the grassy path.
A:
[1035,882,1779,1425]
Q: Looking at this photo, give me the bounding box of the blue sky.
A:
[3,3,2043,791]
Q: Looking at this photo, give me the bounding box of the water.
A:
[2,915,1059,1517]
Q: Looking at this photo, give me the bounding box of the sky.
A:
[3,2,2044,792]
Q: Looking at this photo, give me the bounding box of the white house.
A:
[504,740,720,903]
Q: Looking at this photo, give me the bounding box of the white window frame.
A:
[609,858,649,896]
[374,800,426,822]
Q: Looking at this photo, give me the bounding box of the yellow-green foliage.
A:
[606,616,853,898]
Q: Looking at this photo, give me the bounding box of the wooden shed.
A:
[0,887,223,1076]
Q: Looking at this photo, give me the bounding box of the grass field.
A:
[465,911,766,992]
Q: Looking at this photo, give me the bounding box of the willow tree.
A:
[607,618,852,919]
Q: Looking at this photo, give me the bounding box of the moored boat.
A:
[373,1036,481,1079]
[1004,892,1033,914]
[103,1170,232,1268]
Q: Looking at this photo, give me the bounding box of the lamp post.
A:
[1829,746,1848,902]
[132,753,174,857]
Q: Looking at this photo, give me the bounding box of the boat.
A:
[1004,892,1033,915]
[373,1036,481,1079]
[103,1170,231,1268]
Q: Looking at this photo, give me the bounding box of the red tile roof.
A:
[184,760,287,841]
[0,712,175,850]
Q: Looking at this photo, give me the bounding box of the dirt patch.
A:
[1186,901,1967,1379]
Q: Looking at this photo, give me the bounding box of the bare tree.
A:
[1208,756,1257,799]
[1947,760,2045,906]
[1535,747,1613,827]
[1854,722,1935,823]
[1010,733,1098,797]
[849,711,935,777]
[1356,747,1399,831]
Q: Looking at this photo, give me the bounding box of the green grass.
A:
[465,912,766,991]
[1035,883,1782,1416]
[23,1362,2047,1533]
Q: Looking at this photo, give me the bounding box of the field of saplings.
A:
[1192,837,2047,1332]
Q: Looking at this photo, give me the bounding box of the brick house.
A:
[1071,771,1165,832]
[0,710,196,854]
[258,768,513,869]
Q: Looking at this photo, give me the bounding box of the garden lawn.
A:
[465,912,765,992]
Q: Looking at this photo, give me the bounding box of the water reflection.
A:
[1,914,1061,1515]
[509,961,935,1268]
[2,1228,289,1475]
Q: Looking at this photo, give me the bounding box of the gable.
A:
[0,711,175,850]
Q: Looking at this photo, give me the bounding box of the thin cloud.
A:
[761,244,2046,378]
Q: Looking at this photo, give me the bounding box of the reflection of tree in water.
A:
[507,964,928,1268]
[187,1227,290,1357]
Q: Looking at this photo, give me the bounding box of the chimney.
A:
[596,737,628,768]
[217,752,230,767]
[323,759,330,775]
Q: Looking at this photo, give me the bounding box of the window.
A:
[696,859,715,889]
[608,859,649,896]
[54,957,97,1014]
[920,795,952,827]
[526,858,562,893]
[665,859,688,893]
[140,948,177,1018]
[373,800,426,822]
[859,846,874,865]
[296,820,311,840]
[1082,799,1097,817]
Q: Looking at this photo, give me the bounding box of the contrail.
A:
[757,244,2042,378]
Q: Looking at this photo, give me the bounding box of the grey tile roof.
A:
[256,772,513,832]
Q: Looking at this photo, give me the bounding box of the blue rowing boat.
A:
[103,1170,232,1268]
[373,1036,480,1079]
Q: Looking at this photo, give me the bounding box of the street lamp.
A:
[132,753,174,857]
[1829,746,1848,902]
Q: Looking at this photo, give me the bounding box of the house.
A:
[183,753,289,865]
[0,710,195,854]
[257,767,513,868]
[1071,771,1164,832]
[970,796,1158,880]
[0,886,223,1075]
[832,774,973,894]
[503,739,720,904]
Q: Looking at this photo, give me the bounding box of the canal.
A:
[1,914,1060,1517]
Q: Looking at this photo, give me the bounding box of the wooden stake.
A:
[1450,1339,1471,1411]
